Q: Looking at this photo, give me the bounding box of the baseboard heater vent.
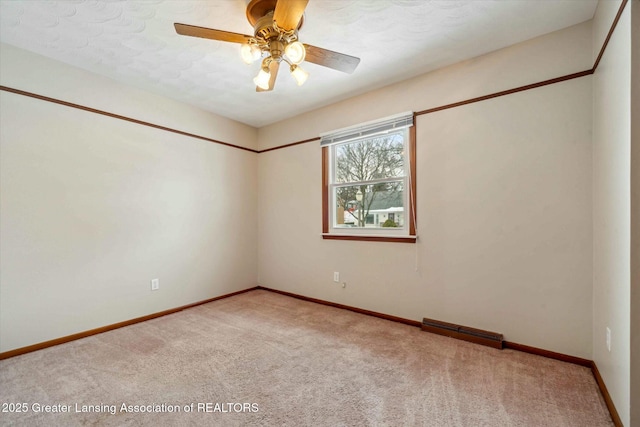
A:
[421,317,504,349]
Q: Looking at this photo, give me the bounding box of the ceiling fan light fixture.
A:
[284,41,306,65]
[240,43,262,64]
[174,0,360,92]
[254,67,271,90]
[290,64,309,86]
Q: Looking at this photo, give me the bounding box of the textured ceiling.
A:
[0,0,598,128]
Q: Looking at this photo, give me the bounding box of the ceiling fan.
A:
[174,0,360,92]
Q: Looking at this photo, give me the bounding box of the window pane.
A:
[334,182,405,228]
[334,132,405,184]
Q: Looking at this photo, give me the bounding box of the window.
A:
[321,112,416,243]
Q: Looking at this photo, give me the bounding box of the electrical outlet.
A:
[151,278,159,291]
[333,272,339,282]
[606,327,611,352]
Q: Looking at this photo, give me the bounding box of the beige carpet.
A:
[0,289,612,426]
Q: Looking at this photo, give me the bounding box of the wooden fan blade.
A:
[303,44,361,74]
[273,0,308,31]
[174,23,251,44]
[257,61,280,92]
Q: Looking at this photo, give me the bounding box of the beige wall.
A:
[0,43,258,152]
[258,22,594,358]
[592,0,631,425]
[0,45,259,352]
[258,21,593,151]
[632,1,640,424]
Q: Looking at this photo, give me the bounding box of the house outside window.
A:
[321,112,416,243]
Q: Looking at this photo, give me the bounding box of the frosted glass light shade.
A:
[285,41,306,64]
[290,65,309,86]
[240,43,261,64]
[253,69,271,89]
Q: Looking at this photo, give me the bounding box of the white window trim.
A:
[320,112,416,242]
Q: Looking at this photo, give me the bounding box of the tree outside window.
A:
[331,130,407,230]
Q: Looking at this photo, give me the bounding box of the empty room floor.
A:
[0,290,612,426]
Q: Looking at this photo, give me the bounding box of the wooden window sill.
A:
[322,234,417,243]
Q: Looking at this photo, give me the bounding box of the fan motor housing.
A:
[254,13,280,41]
[246,0,304,30]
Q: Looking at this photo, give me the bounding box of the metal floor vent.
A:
[421,317,504,349]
